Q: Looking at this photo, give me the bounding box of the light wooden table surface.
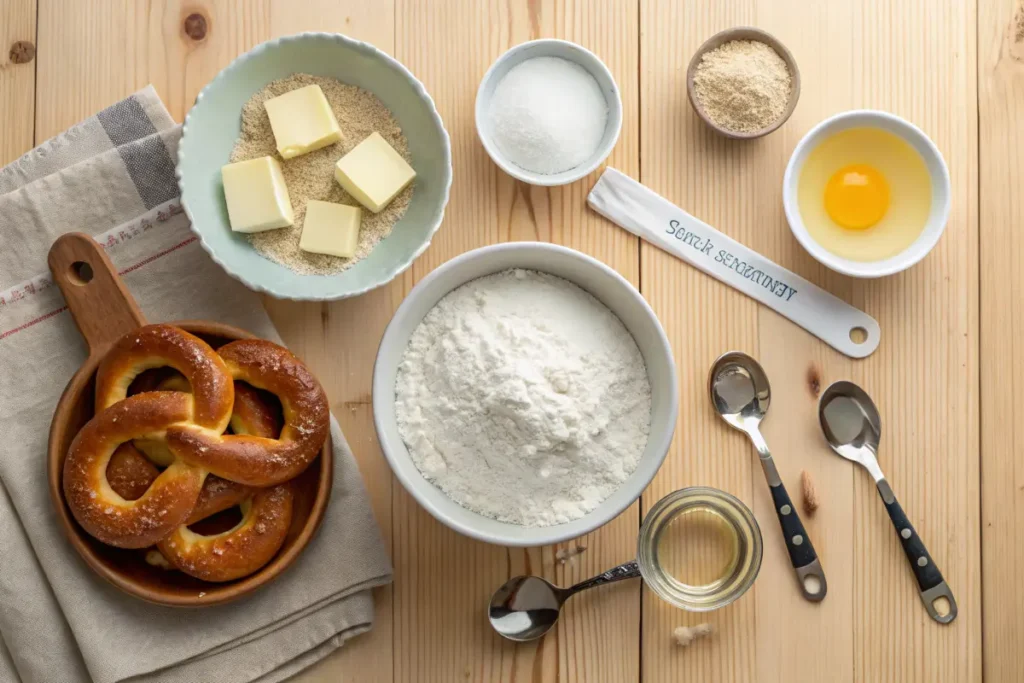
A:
[3,0,1021,680]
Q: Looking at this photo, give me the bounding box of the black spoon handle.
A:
[762,460,827,602]
[876,479,957,624]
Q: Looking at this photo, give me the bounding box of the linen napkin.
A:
[0,87,392,683]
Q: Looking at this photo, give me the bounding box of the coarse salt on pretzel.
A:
[63,392,206,548]
[106,448,255,522]
[107,375,294,582]
[96,324,234,434]
[166,340,329,486]
[131,372,285,467]
[65,324,236,548]
[106,374,280,518]
[157,484,294,582]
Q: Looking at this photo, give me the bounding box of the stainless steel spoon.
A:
[818,380,957,624]
[708,351,827,602]
[488,561,640,641]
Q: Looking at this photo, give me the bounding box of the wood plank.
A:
[35,0,268,136]
[638,1,765,679]
[979,0,1024,679]
[639,1,979,681]
[391,1,640,681]
[259,4,399,682]
[0,0,36,165]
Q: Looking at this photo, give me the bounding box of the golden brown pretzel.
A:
[131,373,285,466]
[158,484,294,582]
[63,392,206,548]
[65,325,326,553]
[108,373,280,517]
[136,372,285,438]
[106,450,253,521]
[106,379,293,581]
[96,325,234,433]
[166,340,330,486]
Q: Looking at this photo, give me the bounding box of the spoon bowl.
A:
[819,381,882,469]
[708,351,771,430]
[488,561,642,642]
[488,575,565,642]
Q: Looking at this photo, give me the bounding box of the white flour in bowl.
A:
[394,269,651,527]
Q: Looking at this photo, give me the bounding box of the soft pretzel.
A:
[165,340,330,486]
[106,381,293,582]
[106,447,254,523]
[108,373,279,517]
[63,392,206,548]
[131,373,284,467]
[65,325,326,555]
[96,325,234,433]
[157,484,294,582]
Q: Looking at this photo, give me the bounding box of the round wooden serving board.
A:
[46,232,333,607]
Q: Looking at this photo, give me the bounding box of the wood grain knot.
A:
[183,12,209,41]
[1009,3,1024,61]
[806,365,821,398]
[9,41,35,64]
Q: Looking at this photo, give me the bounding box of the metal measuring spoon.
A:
[488,561,640,641]
[708,352,827,602]
[818,381,957,624]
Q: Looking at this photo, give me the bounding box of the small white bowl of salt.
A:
[476,39,623,186]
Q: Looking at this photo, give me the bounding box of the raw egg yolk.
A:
[823,164,890,230]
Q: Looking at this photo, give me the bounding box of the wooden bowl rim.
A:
[47,320,334,608]
[685,26,801,140]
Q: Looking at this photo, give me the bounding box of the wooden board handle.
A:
[48,233,146,357]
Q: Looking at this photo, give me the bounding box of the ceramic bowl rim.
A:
[177,31,453,301]
[474,38,623,187]
[371,242,678,547]
[782,109,951,278]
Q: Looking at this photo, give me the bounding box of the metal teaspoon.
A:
[818,380,957,624]
[708,351,827,602]
[488,561,641,641]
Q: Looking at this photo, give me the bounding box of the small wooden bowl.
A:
[46,233,333,607]
[686,26,801,140]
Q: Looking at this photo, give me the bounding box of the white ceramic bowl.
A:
[475,39,623,187]
[372,243,678,547]
[783,110,951,278]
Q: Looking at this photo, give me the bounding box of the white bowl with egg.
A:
[783,110,951,278]
[372,242,677,547]
[475,39,623,187]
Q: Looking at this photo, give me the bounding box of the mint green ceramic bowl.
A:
[177,33,451,300]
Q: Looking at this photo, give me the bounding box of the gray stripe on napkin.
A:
[116,135,180,208]
[97,96,178,208]
[96,96,158,147]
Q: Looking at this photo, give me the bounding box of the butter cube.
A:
[264,85,342,159]
[334,132,416,213]
[221,156,294,233]
[299,201,362,258]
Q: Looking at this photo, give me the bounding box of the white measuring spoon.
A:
[587,168,880,358]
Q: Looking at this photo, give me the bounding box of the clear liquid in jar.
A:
[655,505,740,590]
